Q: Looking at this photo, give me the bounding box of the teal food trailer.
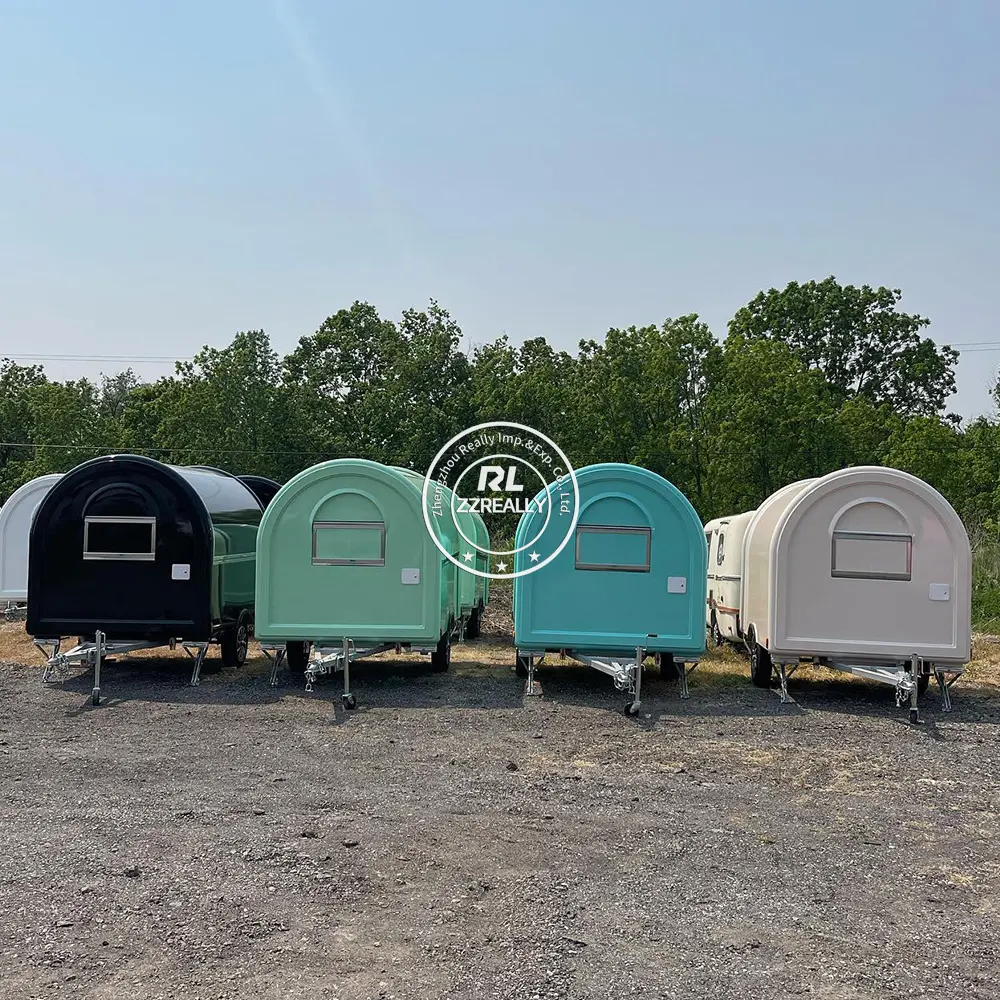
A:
[393,467,490,638]
[254,459,460,708]
[513,462,707,714]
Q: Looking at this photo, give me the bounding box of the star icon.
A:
[463,551,474,562]
[496,561,508,572]
[529,551,540,562]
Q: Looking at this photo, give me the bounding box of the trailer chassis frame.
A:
[516,644,699,716]
[770,652,963,724]
[33,631,211,706]
[268,630,454,709]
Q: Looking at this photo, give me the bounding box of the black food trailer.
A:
[190,469,282,510]
[237,475,281,509]
[27,455,264,704]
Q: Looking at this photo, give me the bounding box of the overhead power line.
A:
[1,354,190,363]
[0,441,335,457]
[4,342,1000,367]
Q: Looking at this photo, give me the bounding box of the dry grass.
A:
[5,612,1000,692]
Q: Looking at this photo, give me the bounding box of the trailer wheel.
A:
[285,641,310,677]
[515,653,530,679]
[464,609,481,640]
[917,671,930,697]
[654,652,680,681]
[220,610,251,669]
[431,634,451,672]
[749,636,773,688]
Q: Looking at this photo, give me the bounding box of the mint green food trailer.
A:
[392,467,490,638]
[254,458,460,708]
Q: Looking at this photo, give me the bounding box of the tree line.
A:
[4,275,1000,623]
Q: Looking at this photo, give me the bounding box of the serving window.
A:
[831,530,912,582]
[83,516,157,561]
[312,520,386,566]
[574,525,651,573]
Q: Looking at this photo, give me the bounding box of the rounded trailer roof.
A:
[40,455,264,522]
[0,473,63,515]
[392,465,483,551]
[779,465,969,542]
[261,458,455,549]
[515,461,704,544]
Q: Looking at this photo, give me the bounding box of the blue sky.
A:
[1,0,998,417]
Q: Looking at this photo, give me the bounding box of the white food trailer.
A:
[739,466,971,722]
[0,473,62,610]
[705,509,756,646]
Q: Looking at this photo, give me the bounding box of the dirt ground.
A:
[1,607,999,1000]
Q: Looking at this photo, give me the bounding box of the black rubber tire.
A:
[464,609,481,640]
[749,640,773,688]
[342,693,357,710]
[917,671,930,697]
[655,652,680,681]
[711,617,724,647]
[515,653,530,679]
[286,641,310,677]
[431,633,451,672]
[220,610,251,669]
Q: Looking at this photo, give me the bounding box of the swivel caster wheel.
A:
[623,702,639,716]
[92,688,101,706]
[342,693,357,710]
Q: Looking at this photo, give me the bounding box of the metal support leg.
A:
[39,640,61,684]
[627,645,643,714]
[267,647,286,686]
[776,663,791,704]
[526,655,536,696]
[935,669,953,713]
[92,630,104,706]
[908,653,921,725]
[678,660,696,700]
[189,644,208,687]
[341,637,356,710]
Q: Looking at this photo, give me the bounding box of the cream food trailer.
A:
[739,466,971,722]
[703,517,721,637]
[705,509,756,647]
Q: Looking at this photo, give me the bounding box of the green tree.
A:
[827,397,903,469]
[470,335,577,445]
[728,277,957,417]
[390,301,475,470]
[8,378,107,485]
[702,337,840,515]
[0,360,49,499]
[882,415,968,512]
[156,330,292,479]
[284,301,404,462]
[571,316,721,509]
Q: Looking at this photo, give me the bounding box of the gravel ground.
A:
[1,622,999,1000]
